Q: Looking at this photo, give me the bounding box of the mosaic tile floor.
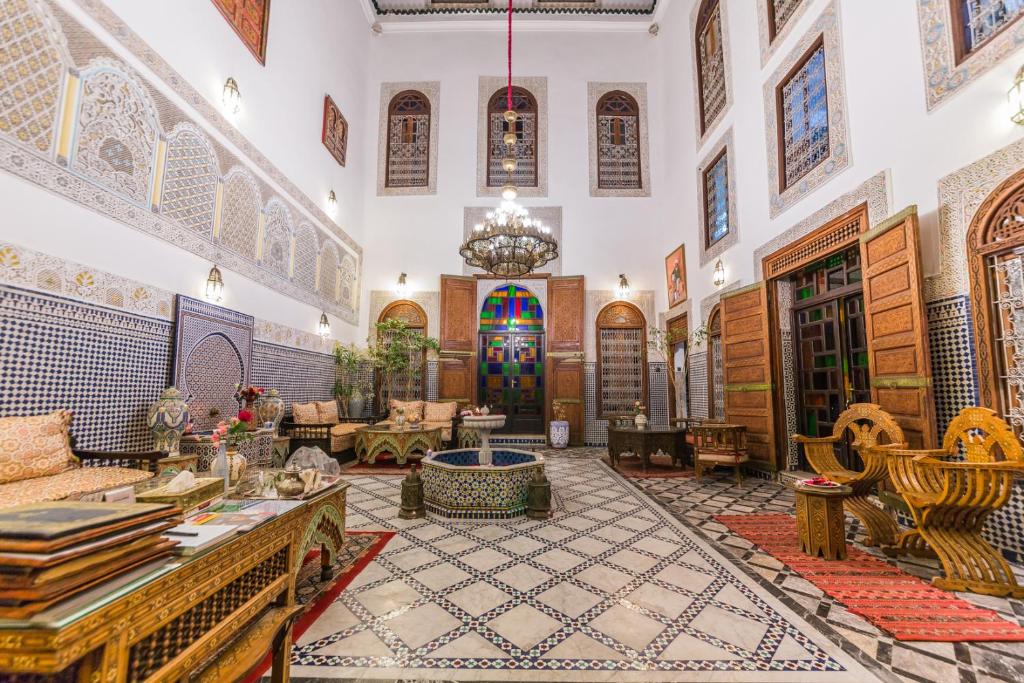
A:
[292,450,879,682]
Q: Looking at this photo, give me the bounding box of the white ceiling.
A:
[370,1,660,27]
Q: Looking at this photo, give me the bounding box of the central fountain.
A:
[420,414,546,519]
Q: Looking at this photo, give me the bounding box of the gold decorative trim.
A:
[725,383,773,392]
[870,376,931,389]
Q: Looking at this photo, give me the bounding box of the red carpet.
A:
[342,455,424,475]
[243,530,394,682]
[717,514,1024,642]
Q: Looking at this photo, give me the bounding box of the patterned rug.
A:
[603,453,695,479]
[717,514,1024,642]
[342,457,423,475]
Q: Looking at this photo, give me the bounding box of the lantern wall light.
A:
[318,312,331,339]
[616,273,631,299]
[713,259,726,288]
[222,77,241,116]
[327,189,337,214]
[395,272,409,297]
[1009,64,1024,125]
[205,264,224,303]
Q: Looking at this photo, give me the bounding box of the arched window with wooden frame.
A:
[487,86,537,188]
[967,170,1024,442]
[706,304,724,421]
[377,300,429,403]
[596,90,642,191]
[596,301,648,418]
[951,0,1024,64]
[696,0,727,136]
[385,90,431,189]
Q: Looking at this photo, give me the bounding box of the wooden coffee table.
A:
[607,424,690,473]
[355,424,444,465]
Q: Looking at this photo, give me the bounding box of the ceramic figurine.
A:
[147,387,190,456]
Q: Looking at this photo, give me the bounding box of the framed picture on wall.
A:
[210,0,271,65]
[322,95,348,167]
[665,244,687,308]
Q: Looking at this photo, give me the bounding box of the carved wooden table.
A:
[791,483,852,561]
[356,425,443,465]
[607,424,689,473]
[0,481,349,682]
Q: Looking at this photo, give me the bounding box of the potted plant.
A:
[367,319,440,413]
[333,343,370,417]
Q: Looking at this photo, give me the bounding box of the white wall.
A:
[360,27,672,321]
[3,0,374,341]
[661,0,1024,323]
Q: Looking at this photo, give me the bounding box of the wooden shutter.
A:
[721,282,776,467]
[547,276,585,445]
[438,275,476,404]
[859,206,937,448]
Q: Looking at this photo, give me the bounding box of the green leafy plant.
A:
[332,343,372,416]
[367,319,440,412]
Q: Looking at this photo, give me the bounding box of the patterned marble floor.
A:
[292,451,880,681]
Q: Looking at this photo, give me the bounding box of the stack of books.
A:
[0,502,182,619]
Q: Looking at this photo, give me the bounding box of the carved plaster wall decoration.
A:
[697,128,737,266]
[756,0,813,67]
[376,81,440,196]
[585,289,655,362]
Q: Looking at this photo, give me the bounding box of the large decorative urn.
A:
[549,421,570,449]
[147,387,190,456]
[258,389,285,431]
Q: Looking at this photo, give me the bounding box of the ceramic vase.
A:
[226,448,247,484]
[549,420,570,449]
[212,442,230,493]
[147,387,190,455]
[634,413,648,430]
[348,393,365,419]
[258,389,285,432]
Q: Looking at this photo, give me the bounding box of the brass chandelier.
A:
[459,0,558,278]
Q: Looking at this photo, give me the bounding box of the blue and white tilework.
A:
[293,454,876,680]
[688,352,709,421]
[251,342,336,408]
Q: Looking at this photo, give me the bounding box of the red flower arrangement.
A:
[235,385,265,403]
[237,409,254,423]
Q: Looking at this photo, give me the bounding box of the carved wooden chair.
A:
[881,406,1024,598]
[693,423,748,485]
[792,403,906,548]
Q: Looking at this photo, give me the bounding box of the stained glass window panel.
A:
[698,4,727,134]
[478,284,543,332]
[957,0,1024,56]
[704,151,729,246]
[781,43,828,189]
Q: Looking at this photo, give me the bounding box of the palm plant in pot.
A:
[333,343,372,418]
[367,319,440,413]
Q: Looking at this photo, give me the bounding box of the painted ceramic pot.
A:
[634,413,648,430]
[147,387,190,455]
[549,420,570,449]
[258,389,285,431]
[226,448,247,484]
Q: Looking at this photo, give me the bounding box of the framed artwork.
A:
[211,0,271,65]
[665,244,687,308]
[322,95,348,167]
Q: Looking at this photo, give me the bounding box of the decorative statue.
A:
[526,467,551,519]
[147,387,190,456]
[399,465,426,519]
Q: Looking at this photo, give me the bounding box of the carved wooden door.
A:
[721,282,776,468]
[547,276,585,444]
[438,275,476,405]
[858,206,937,448]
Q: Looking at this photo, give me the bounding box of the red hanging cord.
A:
[507,0,513,111]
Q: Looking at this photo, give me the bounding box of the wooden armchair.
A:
[880,407,1024,598]
[792,403,905,547]
[693,423,748,485]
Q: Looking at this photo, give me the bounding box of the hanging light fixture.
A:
[395,272,409,297]
[1010,65,1024,125]
[205,264,224,303]
[222,77,241,115]
[713,259,726,287]
[616,273,631,299]
[318,312,331,339]
[327,189,337,212]
[458,0,558,278]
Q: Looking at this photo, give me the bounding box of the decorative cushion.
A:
[315,401,340,425]
[698,452,750,464]
[423,401,457,422]
[0,410,75,485]
[330,423,365,437]
[0,466,153,509]
[330,423,366,453]
[389,400,424,421]
[292,402,320,424]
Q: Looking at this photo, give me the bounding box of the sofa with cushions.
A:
[375,400,460,446]
[282,399,371,463]
[0,410,161,509]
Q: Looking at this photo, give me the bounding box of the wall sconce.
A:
[222,76,241,116]
[616,273,631,299]
[318,312,331,339]
[205,264,224,303]
[327,189,337,214]
[395,272,409,297]
[713,259,726,288]
[1010,65,1024,125]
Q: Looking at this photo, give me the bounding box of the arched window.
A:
[706,305,724,420]
[596,302,647,418]
[952,0,1024,62]
[385,90,431,189]
[778,38,828,190]
[696,0,727,135]
[768,0,805,42]
[487,87,537,188]
[596,91,642,191]
[703,147,729,248]
[378,300,429,402]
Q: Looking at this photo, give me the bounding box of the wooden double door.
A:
[479,331,545,434]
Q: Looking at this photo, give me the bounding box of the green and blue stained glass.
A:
[478,284,544,332]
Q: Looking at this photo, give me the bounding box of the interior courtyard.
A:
[5,0,1024,681]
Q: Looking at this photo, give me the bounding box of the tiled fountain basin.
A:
[420,449,545,519]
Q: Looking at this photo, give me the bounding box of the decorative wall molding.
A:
[0,241,339,354]
[762,0,850,218]
[928,134,1024,300]
[0,0,360,323]
[462,206,563,276]
[586,81,651,197]
[916,0,1024,111]
[752,170,891,276]
[477,75,548,198]
[376,81,440,196]
[690,0,733,150]
[756,0,813,67]
[585,289,655,362]
[697,128,737,266]
[368,289,441,341]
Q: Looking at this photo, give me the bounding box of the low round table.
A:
[355,424,444,465]
[790,482,853,560]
